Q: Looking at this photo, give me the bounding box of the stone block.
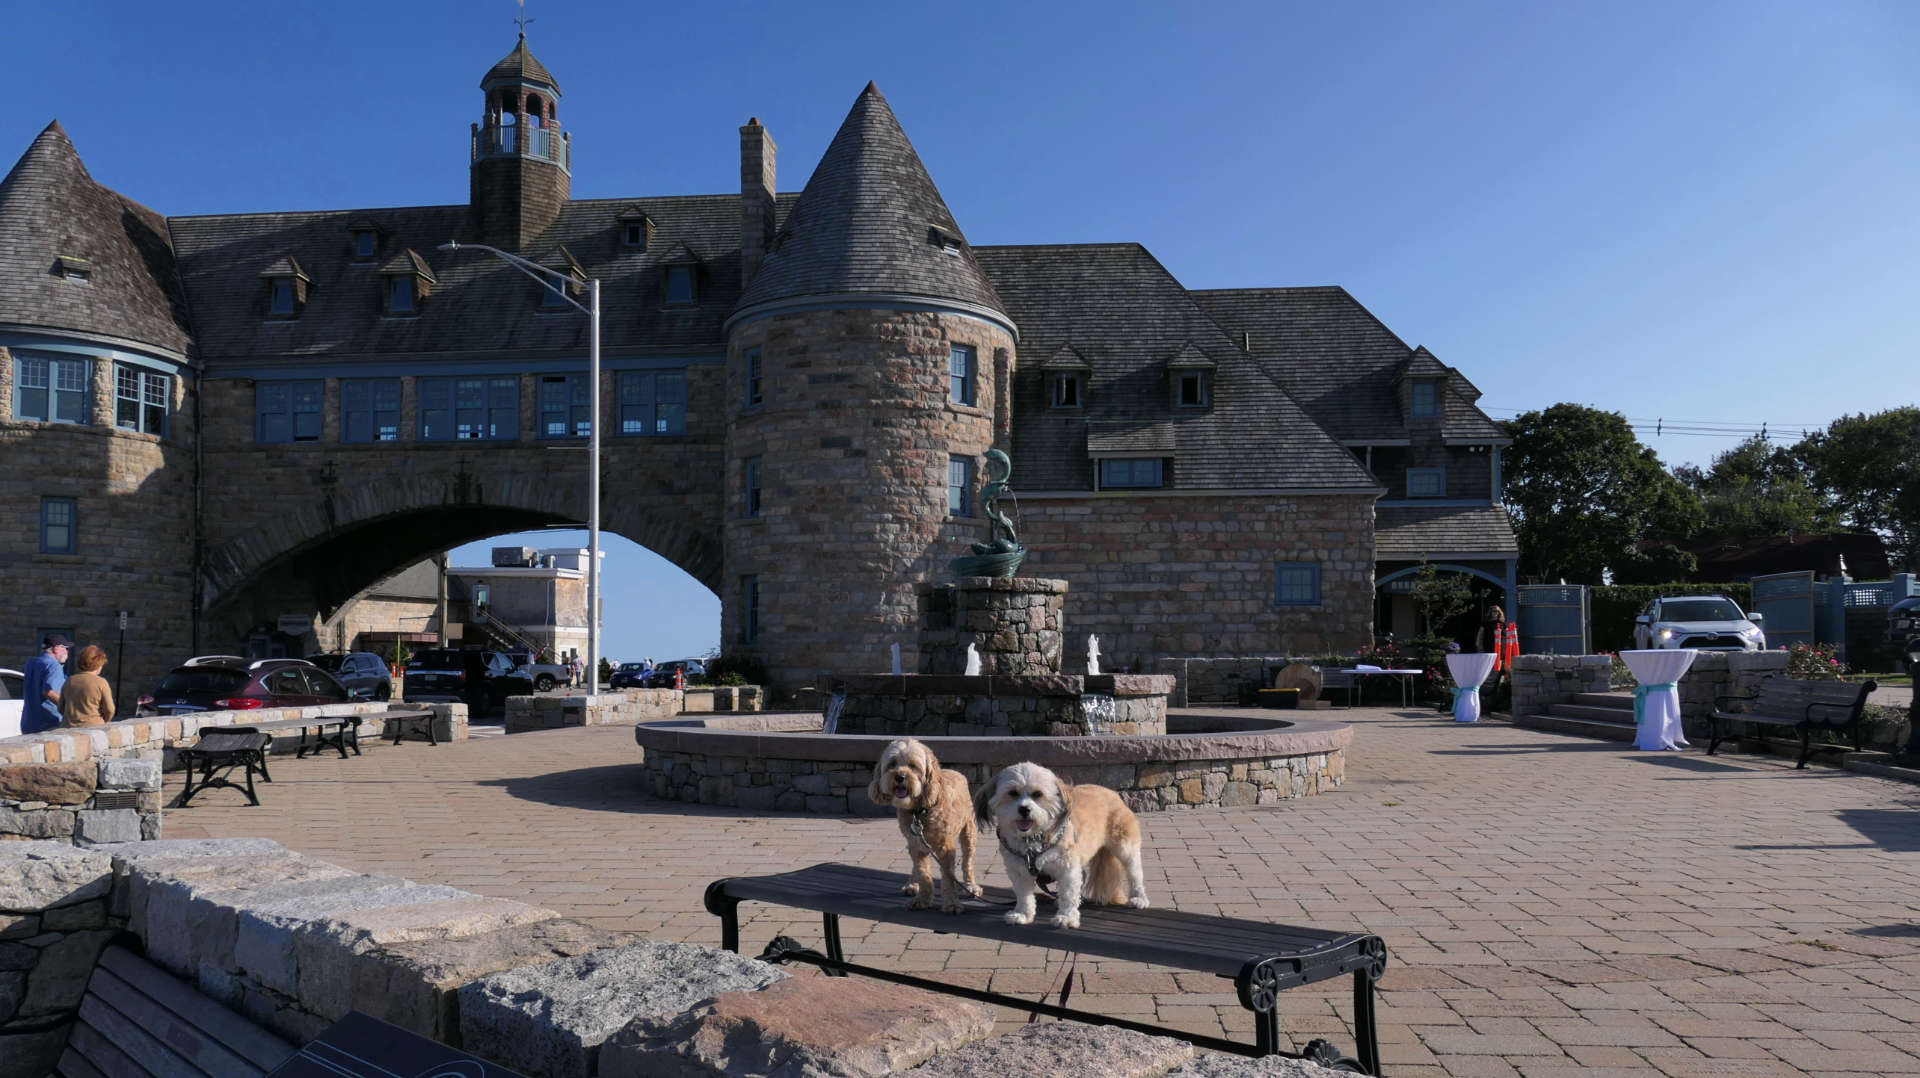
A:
[41,899,106,931]
[0,968,24,1022]
[0,841,111,912]
[0,1027,69,1078]
[0,914,39,939]
[0,762,96,805]
[0,805,75,840]
[231,875,466,996]
[18,928,118,1018]
[294,897,557,1020]
[1165,1051,1350,1076]
[96,756,162,791]
[74,808,142,845]
[602,973,994,1078]
[899,1021,1193,1077]
[458,941,787,1078]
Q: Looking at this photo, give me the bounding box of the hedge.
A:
[1590,583,1755,653]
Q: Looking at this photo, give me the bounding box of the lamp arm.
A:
[437,241,589,315]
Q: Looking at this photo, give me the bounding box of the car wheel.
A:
[535,674,556,692]
[375,682,391,701]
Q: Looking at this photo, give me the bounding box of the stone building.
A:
[0,35,1515,696]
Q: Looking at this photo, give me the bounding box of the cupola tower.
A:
[469,33,569,250]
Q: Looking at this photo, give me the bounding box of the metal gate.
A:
[1751,570,1816,649]
[1517,585,1588,655]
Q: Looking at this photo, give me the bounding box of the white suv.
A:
[1633,595,1767,652]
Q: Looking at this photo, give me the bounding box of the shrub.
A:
[1785,641,1846,681]
[705,652,768,687]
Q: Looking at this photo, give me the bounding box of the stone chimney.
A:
[740,118,777,287]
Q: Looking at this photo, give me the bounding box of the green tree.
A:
[1673,435,1836,541]
[1501,404,1702,584]
[1799,407,1920,571]
[1410,561,1475,637]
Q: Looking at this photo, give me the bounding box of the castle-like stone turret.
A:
[469,34,570,250]
[722,83,1019,689]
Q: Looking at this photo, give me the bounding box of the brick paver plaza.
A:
[163,709,1920,1076]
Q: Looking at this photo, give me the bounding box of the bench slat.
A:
[82,965,271,1078]
[57,1022,129,1078]
[69,988,216,1078]
[99,946,295,1070]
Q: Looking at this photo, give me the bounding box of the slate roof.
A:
[1375,506,1519,557]
[483,34,559,92]
[166,193,794,362]
[734,83,1006,324]
[0,121,193,358]
[1192,287,1507,444]
[975,244,1378,492]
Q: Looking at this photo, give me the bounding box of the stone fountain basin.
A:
[633,711,1350,815]
[822,672,1176,738]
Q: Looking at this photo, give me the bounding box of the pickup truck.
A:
[503,652,573,692]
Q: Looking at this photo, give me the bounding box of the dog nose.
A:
[1016,804,1030,817]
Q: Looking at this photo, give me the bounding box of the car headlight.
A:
[1657,628,1674,641]
[1740,626,1761,638]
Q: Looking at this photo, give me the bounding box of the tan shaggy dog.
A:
[867,738,981,913]
[974,761,1149,929]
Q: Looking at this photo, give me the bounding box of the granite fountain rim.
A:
[820,672,1174,698]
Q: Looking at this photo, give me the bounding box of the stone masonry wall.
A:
[917,578,1067,676]
[1510,654,1612,716]
[1013,493,1375,676]
[502,688,765,734]
[722,309,1011,693]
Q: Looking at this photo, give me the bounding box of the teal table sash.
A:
[1632,682,1678,727]
[1451,685,1478,706]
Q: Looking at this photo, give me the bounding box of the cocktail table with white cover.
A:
[1620,648,1698,750]
[1444,653,1498,723]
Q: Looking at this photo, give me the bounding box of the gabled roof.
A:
[0,121,193,357]
[377,248,437,282]
[733,82,1007,327]
[1376,505,1519,557]
[482,34,559,93]
[1192,287,1506,444]
[975,243,1378,493]
[257,254,310,281]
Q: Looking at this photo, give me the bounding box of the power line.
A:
[1480,406,1827,443]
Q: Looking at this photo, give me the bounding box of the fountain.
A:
[635,449,1353,813]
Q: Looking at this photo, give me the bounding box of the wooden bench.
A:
[176,727,273,806]
[379,706,441,746]
[706,861,1386,1074]
[56,941,294,1077]
[1710,676,1878,769]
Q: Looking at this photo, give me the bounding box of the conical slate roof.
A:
[733,83,1008,325]
[482,34,559,93]
[0,121,193,356]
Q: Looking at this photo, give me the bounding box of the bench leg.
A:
[1353,967,1380,1075]
[178,757,201,807]
[1707,718,1724,756]
[1796,726,1813,770]
[242,757,261,807]
[821,913,848,977]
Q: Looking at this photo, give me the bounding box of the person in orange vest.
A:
[1476,604,1521,677]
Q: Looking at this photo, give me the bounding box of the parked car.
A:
[609,662,651,689]
[403,649,529,713]
[1632,595,1766,652]
[305,651,393,701]
[1886,596,1920,659]
[0,667,24,739]
[646,658,706,688]
[502,651,572,692]
[139,657,351,714]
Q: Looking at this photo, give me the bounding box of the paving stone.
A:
[601,974,994,1078]
[1162,1051,1351,1076]
[0,840,111,911]
[897,1020,1193,1077]
[460,941,787,1078]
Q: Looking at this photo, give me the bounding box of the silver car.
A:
[1633,595,1766,651]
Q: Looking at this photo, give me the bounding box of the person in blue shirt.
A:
[21,633,71,735]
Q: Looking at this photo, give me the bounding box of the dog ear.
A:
[973,772,998,828]
[867,747,896,807]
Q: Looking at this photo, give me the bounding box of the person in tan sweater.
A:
[60,645,115,727]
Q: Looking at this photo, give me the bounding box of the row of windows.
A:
[739,345,982,413]
[13,357,172,435]
[265,265,696,321]
[1047,370,1209,411]
[253,372,687,444]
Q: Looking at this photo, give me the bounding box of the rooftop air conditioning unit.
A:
[492,546,536,568]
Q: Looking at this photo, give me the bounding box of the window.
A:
[1406,467,1446,498]
[352,231,377,261]
[949,345,975,406]
[624,222,647,248]
[1099,458,1164,489]
[665,265,694,305]
[745,349,763,410]
[618,370,685,435]
[14,354,89,424]
[114,364,169,435]
[55,255,90,283]
[1410,380,1438,417]
[742,575,760,644]
[1051,372,1082,409]
[538,374,592,438]
[1274,563,1321,606]
[387,276,416,315]
[40,497,75,554]
[341,378,402,442]
[269,278,296,317]
[744,456,763,517]
[256,380,323,443]
[540,278,571,309]
[419,376,517,441]
[1177,370,1209,408]
[948,456,973,515]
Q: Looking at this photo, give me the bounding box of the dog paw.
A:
[907,894,932,910]
[1004,910,1033,925]
[1050,911,1081,929]
[900,882,921,897]
[941,899,963,914]
[963,882,983,898]
[1127,895,1150,909]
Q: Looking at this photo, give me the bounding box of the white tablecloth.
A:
[1445,653,1498,723]
[1620,649,1698,750]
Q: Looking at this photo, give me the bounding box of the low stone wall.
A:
[823,673,1170,737]
[503,688,765,734]
[634,713,1349,815]
[0,838,1342,1078]
[1510,654,1612,716]
[0,701,466,767]
[1674,651,1790,724]
[0,757,162,845]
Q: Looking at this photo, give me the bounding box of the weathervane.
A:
[514,0,533,37]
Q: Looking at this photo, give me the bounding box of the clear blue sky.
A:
[12,1,1917,660]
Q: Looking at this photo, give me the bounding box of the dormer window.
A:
[347,218,382,263]
[259,255,312,319]
[541,279,570,309]
[1052,372,1083,409]
[1410,379,1439,417]
[538,248,587,311]
[928,225,962,256]
[1167,343,1215,410]
[666,265,694,305]
[389,276,416,314]
[271,278,296,315]
[378,249,437,317]
[53,255,90,284]
[618,207,655,251]
[1043,345,1091,411]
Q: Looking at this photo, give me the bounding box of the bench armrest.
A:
[1803,700,1862,725]
[1712,691,1757,712]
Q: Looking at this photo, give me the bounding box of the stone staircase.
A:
[1515,691,1638,742]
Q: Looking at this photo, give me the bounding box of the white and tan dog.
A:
[868,738,982,913]
[974,762,1149,929]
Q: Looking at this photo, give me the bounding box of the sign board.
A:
[276,614,314,635]
[269,1011,531,1077]
[118,610,129,630]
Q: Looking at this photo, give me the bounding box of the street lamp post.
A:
[437,241,601,697]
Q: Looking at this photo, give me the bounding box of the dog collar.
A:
[908,805,929,842]
[1001,808,1072,891]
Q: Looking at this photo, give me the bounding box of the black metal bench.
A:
[705,861,1386,1074]
[380,706,441,745]
[1710,675,1878,768]
[176,727,273,806]
[239,714,364,760]
[56,941,294,1077]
